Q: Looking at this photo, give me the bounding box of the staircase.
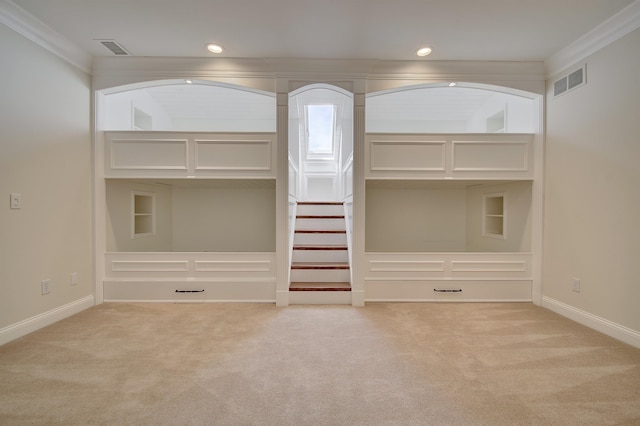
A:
[289,202,351,304]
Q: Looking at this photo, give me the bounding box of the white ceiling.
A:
[9,0,636,62]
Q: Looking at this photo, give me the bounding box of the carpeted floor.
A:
[1,302,639,425]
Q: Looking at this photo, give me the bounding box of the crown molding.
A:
[545,0,640,79]
[0,0,92,73]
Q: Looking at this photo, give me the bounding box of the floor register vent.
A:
[553,65,586,97]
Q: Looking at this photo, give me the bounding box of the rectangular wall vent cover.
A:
[97,40,130,56]
[553,65,586,97]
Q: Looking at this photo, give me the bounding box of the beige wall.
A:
[365,185,467,252]
[172,185,276,252]
[465,181,532,252]
[0,24,92,328]
[105,181,173,252]
[544,27,640,332]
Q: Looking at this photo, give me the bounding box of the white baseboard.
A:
[0,295,95,346]
[542,296,640,349]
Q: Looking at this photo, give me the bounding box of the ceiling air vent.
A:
[553,65,586,98]
[97,39,130,56]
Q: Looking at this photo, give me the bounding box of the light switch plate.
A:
[10,193,21,209]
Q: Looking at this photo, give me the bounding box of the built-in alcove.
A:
[365,180,531,252]
[483,193,505,238]
[106,179,276,252]
[132,191,155,237]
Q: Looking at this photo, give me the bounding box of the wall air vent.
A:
[97,39,130,56]
[553,65,586,97]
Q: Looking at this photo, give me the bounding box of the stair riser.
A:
[290,269,351,282]
[295,218,345,231]
[289,291,351,305]
[297,204,344,216]
[294,233,347,246]
[292,250,349,263]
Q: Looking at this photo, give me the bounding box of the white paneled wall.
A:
[105,132,277,178]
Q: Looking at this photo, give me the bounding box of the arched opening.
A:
[99,79,276,132]
[366,82,537,134]
[287,84,354,298]
[288,84,353,201]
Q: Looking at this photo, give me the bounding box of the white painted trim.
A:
[103,299,276,304]
[366,298,531,303]
[545,0,640,79]
[542,296,640,349]
[0,0,92,73]
[0,295,94,346]
[351,290,365,307]
[365,277,532,281]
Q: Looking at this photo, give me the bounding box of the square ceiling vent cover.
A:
[96,39,130,56]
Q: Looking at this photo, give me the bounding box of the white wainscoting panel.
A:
[452,141,529,171]
[110,138,188,170]
[104,252,276,302]
[195,139,272,171]
[365,252,532,301]
[365,134,533,179]
[105,131,276,178]
[369,140,446,171]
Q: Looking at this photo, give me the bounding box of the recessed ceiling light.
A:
[185,79,193,84]
[206,44,223,54]
[449,82,457,87]
[416,47,432,57]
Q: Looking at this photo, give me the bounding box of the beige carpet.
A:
[1,302,639,425]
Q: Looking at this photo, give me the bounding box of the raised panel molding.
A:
[110,139,189,170]
[194,260,272,272]
[451,261,527,272]
[104,132,276,177]
[111,260,189,272]
[366,134,533,178]
[104,252,277,301]
[452,141,529,172]
[365,253,532,287]
[195,139,272,171]
[369,140,446,171]
[369,260,445,272]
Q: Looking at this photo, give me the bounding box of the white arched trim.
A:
[98,78,275,98]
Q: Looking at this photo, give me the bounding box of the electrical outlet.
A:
[70,272,78,286]
[572,278,581,293]
[41,279,50,295]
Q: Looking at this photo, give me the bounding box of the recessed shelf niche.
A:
[483,193,505,239]
[132,191,155,238]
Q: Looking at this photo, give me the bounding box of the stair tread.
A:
[295,230,346,234]
[291,262,349,270]
[297,215,345,219]
[293,245,347,250]
[290,282,351,291]
[297,202,344,205]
